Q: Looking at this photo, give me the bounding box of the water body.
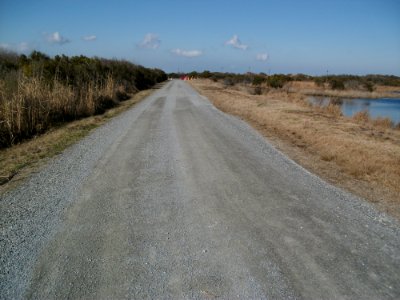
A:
[309,96,400,125]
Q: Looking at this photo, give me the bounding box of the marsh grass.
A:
[0,73,123,147]
[323,103,342,117]
[352,111,394,129]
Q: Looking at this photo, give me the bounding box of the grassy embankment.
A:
[190,79,400,219]
[0,50,166,189]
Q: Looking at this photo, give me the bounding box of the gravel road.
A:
[1,80,399,299]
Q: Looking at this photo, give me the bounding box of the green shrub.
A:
[364,81,374,92]
[267,74,290,89]
[292,73,310,81]
[95,95,117,115]
[314,77,325,87]
[252,75,266,86]
[200,70,212,78]
[329,78,345,90]
[211,75,218,82]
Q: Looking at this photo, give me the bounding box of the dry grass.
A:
[0,74,120,147]
[190,79,400,219]
[352,111,370,123]
[372,117,394,129]
[352,111,394,129]
[0,89,154,193]
[287,80,399,99]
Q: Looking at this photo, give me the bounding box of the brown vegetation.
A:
[0,74,117,147]
[287,80,398,99]
[0,89,154,192]
[190,79,400,219]
[0,50,167,148]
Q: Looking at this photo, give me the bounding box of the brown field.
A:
[286,80,399,98]
[190,79,400,219]
[0,89,154,194]
[284,81,400,98]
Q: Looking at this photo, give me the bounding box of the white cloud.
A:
[18,42,30,52]
[0,42,31,53]
[82,35,97,41]
[171,48,203,58]
[139,33,160,49]
[0,43,11,50]
[256,53,268,61]
[225,35,248,50]
[46,32,70,45]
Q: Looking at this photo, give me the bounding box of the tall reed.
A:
[0,72,119,147]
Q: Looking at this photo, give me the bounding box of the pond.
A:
[309,96,400,125]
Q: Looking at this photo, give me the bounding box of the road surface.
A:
[1,80,399,299]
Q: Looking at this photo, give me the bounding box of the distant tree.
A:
[363,81,374,92]
[314,77,325,87]
[266,74,291,88]
[188,71,199,78]
[292,73,309,81]
[0,49,19,75]
[329,78,345,90]
[252,75,266,86]
[29,50,50,61]
[200,70,212,78]
[169,72,183,79]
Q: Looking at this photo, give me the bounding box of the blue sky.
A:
[0,0,399,75]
